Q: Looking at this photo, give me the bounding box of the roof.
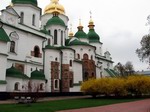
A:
[6,66,29,79]
[46,16,66,27]
[31,69,46,80]
[0,28,10,42]
[104,68,118,77]
[12,0,37,6]
[88,29,100,43]
[44,45,75,51]
[67,39,92,46]
[0,80,7,84]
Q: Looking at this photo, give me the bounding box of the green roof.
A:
[46,16,66,27]
[65,38,71,46]
[44,45,74,51]
[0,80,7,84]
[6,66,29,79]
[0,28,10,42]
[12,0,37,6]
[88,29,100,43]
[104,68,117,77]
[74,30,88,39]
[31,69,46,80]
[67,39,90,46]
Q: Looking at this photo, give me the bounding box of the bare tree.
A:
[125,61,134,75]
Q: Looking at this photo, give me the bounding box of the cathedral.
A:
[0,0,115,92]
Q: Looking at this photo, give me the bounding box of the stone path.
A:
[58,99,150,112]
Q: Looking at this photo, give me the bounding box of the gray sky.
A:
[1,0,150,71]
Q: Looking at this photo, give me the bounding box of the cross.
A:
[70,24,72,31]
[89,11,92,19]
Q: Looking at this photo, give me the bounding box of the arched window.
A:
[40,83,44,90]
[54,30,57,44]
[49,30,51,35]
[70,60,72,67]
[10,41,15,53]
[48,38,51,45]
[91,55,93,60]
[70,79,73,87]
[34,46,40,57]
[54,80,59,89]
[84,72,88,81]
[32,14,35,26]
[55,57,58,61]
[92,72,95,77]
[83,54,89,60]
[61,31,63,45]
[77,54,80,59]
[14,82,19,91]
[20,12,24,24]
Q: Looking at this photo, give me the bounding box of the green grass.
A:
[0,97,144,112]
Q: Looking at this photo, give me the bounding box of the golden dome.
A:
[44,0,65,15]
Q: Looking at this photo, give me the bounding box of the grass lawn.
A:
[0,97,144,112]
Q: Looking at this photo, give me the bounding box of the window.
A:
[54,79,59,89]
[20,12,24,24]
[83,54,89,60]
[84,72,88,81]
[91,55,93,60]
[54,30,57,44]
[32,14,35,26]
[92,72,95,77]
[34,46,40,57]
[49,30,51,35]
[70,79,73,87]
[10,41,15,53]
[48,38,51,45]
[40,83,44,91]
[61,31,63,45]
[70,60,72,67]
[14,82,19,91]
[55,57,58,61]
[77,54,80,59]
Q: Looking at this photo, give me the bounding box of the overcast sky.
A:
[1,0,150,71]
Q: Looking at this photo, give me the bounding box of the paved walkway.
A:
[58,99,150,112]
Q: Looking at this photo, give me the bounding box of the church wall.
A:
[47,25,66,46]
[0,41,7,54]
[70,62,82,92]
[44,49,60,92]
[6,77,23,92]
[70,45,95,61]
[13,5,41,30]
[0,85,6,91]
[0,55,7,80]
[90,42,103,56]
[41,14,53,27]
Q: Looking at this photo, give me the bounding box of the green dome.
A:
[6,66,29,79]
[31,69,46,80]
[46,16,66,27]
[88,29,100,43]
[74,30,88,39]
[12,0,37,6]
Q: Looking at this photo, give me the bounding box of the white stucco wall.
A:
[13,4,41,30]
[70,62,82,92]
[6,77,23,92]
[0,85,6,91]
[44,49,60,92]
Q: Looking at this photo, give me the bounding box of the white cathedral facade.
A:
[0,0,115,92]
